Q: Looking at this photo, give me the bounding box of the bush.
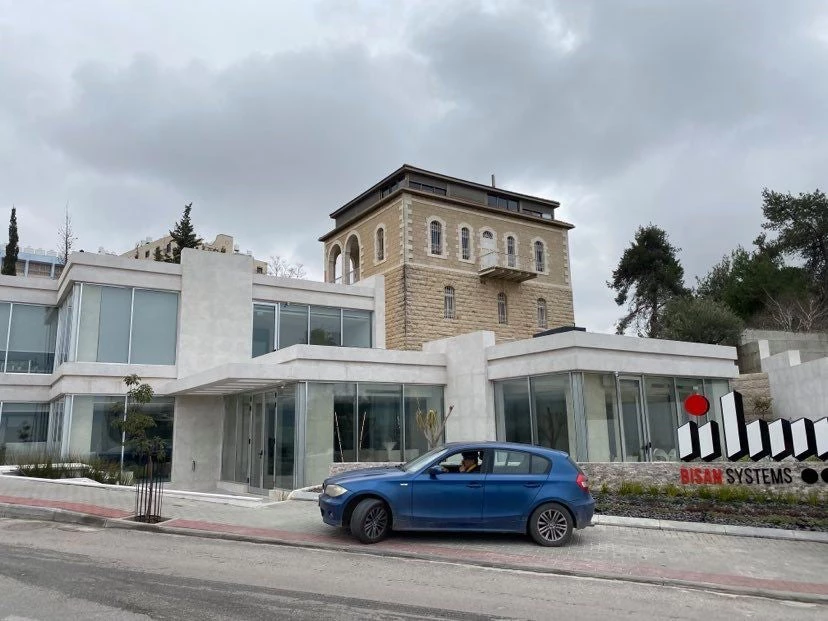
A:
[618,481,646,496]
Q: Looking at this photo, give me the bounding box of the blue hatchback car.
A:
[319,442,594,547]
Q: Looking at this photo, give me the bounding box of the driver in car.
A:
[459,451,481,473]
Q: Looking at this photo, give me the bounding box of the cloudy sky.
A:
[1,0,826,332]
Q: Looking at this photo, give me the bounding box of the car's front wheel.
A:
[350,498,391,544]
[529,502,573,547]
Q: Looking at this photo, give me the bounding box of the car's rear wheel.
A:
[350,498,390,544]
[529,502,573,547]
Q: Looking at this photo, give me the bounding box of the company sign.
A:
[677,391,828,463]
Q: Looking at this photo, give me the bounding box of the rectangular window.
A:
[342,309,372,348]
[130,289,179,365]
[582,373,621,462]
[310,306,342,346]
[410,181,447,196]
[0,402,50,449]
[444,287,455,319]
[123,396,175,478]
[644,377,678,460]
[0,302,9,371]
[278,304,309,349]
[75,285,178,365]
[252,304,276,357]
[461,228,470,260]
[492,450,532,475]
[495,379,532,445]
[357,383,403,462]
[67,395,125,459]
[5,304,58,373]
[531,374,574,454]
[403,384,442,461]
[487,194,519,212]
[430,221,443,255]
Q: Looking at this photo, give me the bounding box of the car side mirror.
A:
[428,465,442,478]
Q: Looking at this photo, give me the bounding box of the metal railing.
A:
[479,250,543,273]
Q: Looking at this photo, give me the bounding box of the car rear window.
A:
[493,450,551,475]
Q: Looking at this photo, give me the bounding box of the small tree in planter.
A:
[415,405,455,450]
[113,374,168,523]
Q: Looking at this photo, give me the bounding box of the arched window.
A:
[430,220,443,255]
[376,228,385,261]
[537,298,547,329]
[461,227,470,260]
[444,286,455,319]
[534,240,545,272]
[497,293,507,324]
[483,230,494,240]
[506,236,516,267]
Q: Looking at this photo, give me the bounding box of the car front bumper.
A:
[318,493,349,527]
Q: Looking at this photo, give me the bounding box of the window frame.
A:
[460,226,471,261]
[444,286,455,320]
[534,240,546,273]
[375,226,386,262]
[426,217,446,258]
[497,292,508,324]
[537,298,547,330]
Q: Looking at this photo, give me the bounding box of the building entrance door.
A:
[618,377,651,462]
[250,395,265,490]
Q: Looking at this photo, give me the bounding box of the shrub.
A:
[618,481,645,496]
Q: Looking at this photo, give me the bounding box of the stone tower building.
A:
[320,165,575,350]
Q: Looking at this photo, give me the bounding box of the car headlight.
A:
[325,484,348,497]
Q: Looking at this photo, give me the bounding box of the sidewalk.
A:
[1,474,826,604]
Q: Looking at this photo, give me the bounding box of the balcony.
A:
[478,251,539,283]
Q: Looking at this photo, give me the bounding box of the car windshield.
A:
[400,446,450,472]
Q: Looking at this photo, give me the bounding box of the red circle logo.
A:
[684,394,710,417]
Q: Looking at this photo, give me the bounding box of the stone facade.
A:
[731,373,773,421]
[323,192,575,351]
[329,461,827,498]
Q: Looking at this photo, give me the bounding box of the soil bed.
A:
[595,493,827,531]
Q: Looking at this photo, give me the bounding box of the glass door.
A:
[250,395,265,489]
[274,389,296,490]
[264,392,277,490]
[618,378,649,462]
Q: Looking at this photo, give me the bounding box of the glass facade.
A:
[253,303,372,355]
[76,284,178,365]
[0,302,58,374]
[221,382,444,489]
[0,402,50,456]
[495,373,732,462]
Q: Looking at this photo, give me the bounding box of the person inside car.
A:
[459,451,481,473]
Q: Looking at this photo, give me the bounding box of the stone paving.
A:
[1,474,826,601]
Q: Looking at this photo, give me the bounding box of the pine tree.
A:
[153,246,164,262]
[2,206,20,276]
[168,202,203,264]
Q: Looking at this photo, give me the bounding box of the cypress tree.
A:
[1,207,19,276]
[168,202,203,264]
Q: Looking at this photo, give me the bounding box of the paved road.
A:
[0,519,824,620]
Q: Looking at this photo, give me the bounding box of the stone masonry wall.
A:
[329,461,828,498]
[731,373,773,421]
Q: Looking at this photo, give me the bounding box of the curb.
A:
[2,502,826,605]
[593,514,828,543]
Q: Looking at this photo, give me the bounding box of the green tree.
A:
[168,202,203,264]
[659,296,744,346]
[113,374,167,521]
[758,188,828,295]
[153,246,165,262]
[695,246,810,322]
[608,224,687,336]
[2,206,19,276]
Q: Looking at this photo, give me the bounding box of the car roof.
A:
[441,441,569,459]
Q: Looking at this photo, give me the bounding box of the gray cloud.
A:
[1,1,826,330]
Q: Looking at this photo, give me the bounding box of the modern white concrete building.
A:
[1,248,740,494]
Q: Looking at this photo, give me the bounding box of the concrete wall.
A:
[766,356,828,420]
[422,331,496,441]
[170,395,224,491]
[486,331,739,380]
[738,329,828,373]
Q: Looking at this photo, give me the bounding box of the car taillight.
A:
[576,472,589,492]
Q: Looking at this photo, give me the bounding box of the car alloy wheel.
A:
[529,502,573,547]
[350,498,391,544]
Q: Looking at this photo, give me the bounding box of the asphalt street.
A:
[0,518,824,621]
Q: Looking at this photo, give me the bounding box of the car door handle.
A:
[523,483,541,488]
[466,482,482,488]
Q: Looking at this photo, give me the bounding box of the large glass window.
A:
[67,395,125,459]
[0,303,9,370]
[55,289,76,367]
[531,374,574,454]
[310,306,341,346]
[404,385,443,461]
[279,304,309,349]
[0,402,50,453]
[3,304,58,373]
[358,384,403,462]
[644,377,678,461]
[252,305,276,357]
[75,285,178,365]
[342,309,371,348]
[123,397,174,477]
[583,373,621,462]
[495,379,532,445]
[130,290,178,365]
